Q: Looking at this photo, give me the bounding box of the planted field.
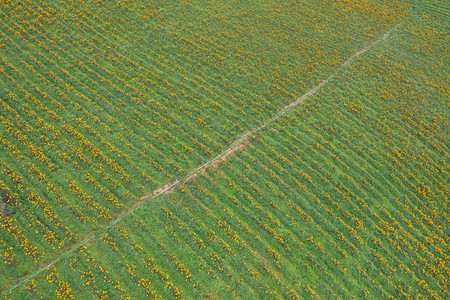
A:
[1,0,448,299]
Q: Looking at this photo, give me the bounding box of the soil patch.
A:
[0,190,15,217]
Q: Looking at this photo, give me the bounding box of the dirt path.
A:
[136,129,254,202]
[3,16,409,295]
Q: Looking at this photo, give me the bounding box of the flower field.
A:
[1,0,448,299]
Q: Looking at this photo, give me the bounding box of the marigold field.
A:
[0,0,448,299]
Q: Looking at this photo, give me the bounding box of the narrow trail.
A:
[2,13,410,295]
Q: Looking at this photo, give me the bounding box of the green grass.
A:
[1,0,448,299]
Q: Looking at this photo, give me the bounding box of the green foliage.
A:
[1,0,448,299]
